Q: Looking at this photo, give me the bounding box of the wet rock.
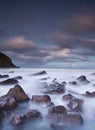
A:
[7,84,29,102]
[76,75,90,84]
[11,115,23,125]
[48,113,83,126]
[24,109,41,119]
[42,81,65,94]
[31,95,51,104]
[85,91,95,97]
[49,105,67,114]
[32,71,47,76]
[0,78,18,85]
[69,81,77,85]
[61,81,67,85]
[0,52,17,68]
[0,74,9,78]
[62,94,83,103]
[0,95,17,111]
[67,101,82,112]
[13,76,23,80]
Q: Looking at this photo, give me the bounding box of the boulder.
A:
[11,115,23,125]
[0,52,17,68]
[42,81,65,94]
[12,76,23,80]
[48,113,83,126]
[7,84,29,102]
[0,95,17,111]
[69,81,77,85]
[85,91,95,97]
[76,75,90,84]
[32,71,47,76]
[0,74,9,78]
[49,105,67,114]
[31,95,51,104]
[0,78,18,85]
[24,109,41,119]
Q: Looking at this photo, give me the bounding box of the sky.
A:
[0,0,95,68]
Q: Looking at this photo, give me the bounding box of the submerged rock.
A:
[32,71,47,76]
[76,75,90,84]
[49,105,67,114]
[24,109,41,119]
[85,91,95,97]
[0,74,9,78]
[48,113,83,126]
[42,81,65,94]
[69,81,77,85]
[31,95,51,104]
[12,76,23,80]
[0,95,17,111]
[0,78,18,85]
[11,115,23,125]
[7,84,29,102]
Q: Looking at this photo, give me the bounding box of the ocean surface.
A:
[0,68,95,130]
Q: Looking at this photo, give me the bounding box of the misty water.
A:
[0,68,95,130]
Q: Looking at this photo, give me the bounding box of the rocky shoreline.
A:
[0,70,95,130]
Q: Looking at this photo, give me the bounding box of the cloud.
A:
[60,10,95,33]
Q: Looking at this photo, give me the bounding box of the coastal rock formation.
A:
[0,52,17,68]
[0,95,17,111]
[0,78,18,85]
[7,84,29,102]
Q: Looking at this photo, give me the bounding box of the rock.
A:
[76,75,90,84]
[42,81,65,94]
[69,81,77,85]
[12,76,23,80]
[24,109,41,119]
[0,52,17,68]
[0,74,9,78]
[7,84,29,102]
[0,78,18,85]
[32,71,47,76]
[11,115,23,125]
[31,95,51,104]
[62,94,74,101]
[49,105,67,114]
[48,113,83,126]
[85,91,95,97]
[67,101,82,112]
[0,95,17,111]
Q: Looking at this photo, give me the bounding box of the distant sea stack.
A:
[0,52,17,68]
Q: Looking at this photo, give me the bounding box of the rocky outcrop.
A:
[0,52,17,68]
[31,95,51,104]
[7,84,29,102]
[0,95,17,111]
[0,78,18,85]
[32,71,47,76]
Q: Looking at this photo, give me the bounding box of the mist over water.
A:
[0,68,95,130]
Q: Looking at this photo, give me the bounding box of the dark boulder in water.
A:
[69,81,77,85]
[7,84,29,102]
[32,71,47,76]
[31,95,51,104]
[12,76,23,80]
[0,74,9,78]
[11,115,23,125]
[0,78,18,85]
[85,91,95,97]
[42,81,65,94]
[49,105,67,114]
[24,109,42,119]
[76,75,90,84]
[0,95,17,111]
[48,113,83,126]
[0,52,17,68]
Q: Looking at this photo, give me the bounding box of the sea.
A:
[0,68,95,130]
